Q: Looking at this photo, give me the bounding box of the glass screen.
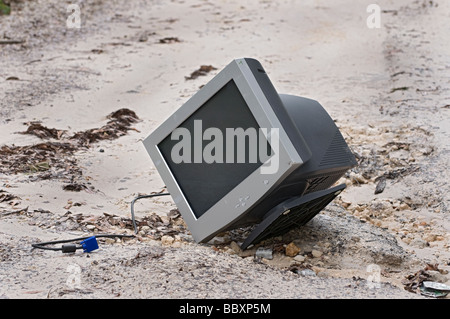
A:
[158,80,271,218]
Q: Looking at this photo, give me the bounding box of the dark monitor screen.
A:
[158,80,271,218]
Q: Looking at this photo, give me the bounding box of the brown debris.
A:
[402,263,447,294]
[185,65,217,80]
[19,122,66,140]
[158,37,181,44]
[0,109,139,188]
[71,108,140,146]
[0,191,19,203]
[0,142,76,175]
[62,183,88,192]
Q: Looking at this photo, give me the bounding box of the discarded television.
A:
[143,58,357,249]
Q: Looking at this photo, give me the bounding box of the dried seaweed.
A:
[185,65,217,80]
[19,122,66,140]
[71,108,139,146]
[158,37,181,44]
[0,109,140,187]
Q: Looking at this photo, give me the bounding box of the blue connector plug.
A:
[80,236,99,253]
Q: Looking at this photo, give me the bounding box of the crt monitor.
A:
[143,58,357,248]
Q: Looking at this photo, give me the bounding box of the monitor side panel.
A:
[244,58,312,163]
[226,95,357,229]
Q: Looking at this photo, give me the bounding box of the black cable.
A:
[130,193,171,234]
[31,234,135,252]
[31,192,171,252]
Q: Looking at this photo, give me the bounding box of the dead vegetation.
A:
[185,65,217,80]
[0,108,140,186]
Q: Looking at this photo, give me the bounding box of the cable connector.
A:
[80,236,99,253]
[62,244,78,253]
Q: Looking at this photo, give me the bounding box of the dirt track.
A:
[0,0,449,299]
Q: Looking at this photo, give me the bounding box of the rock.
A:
[255,247,273,260]
[294,255,306,262]
[311,249,323,258]
[428,271,449,284]
[350,172,368,185]
[161,235,174,246]
[398,203,410,211]
[171,241,182,248]
[229,241,242,255]
[104,238,116,245]
[208,234,231,245]
[299,269,316,277]
[410,238,428,248]
[285,242,300,257]
[422,234,438,243]
[141,226,150,233]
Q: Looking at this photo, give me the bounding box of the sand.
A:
[0,0,448,299]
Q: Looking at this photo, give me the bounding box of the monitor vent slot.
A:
[319,131,352,168]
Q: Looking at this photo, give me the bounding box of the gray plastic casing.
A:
[143,58,308,243]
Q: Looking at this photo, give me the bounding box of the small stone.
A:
[224,247,236,255]
[229,241,242,254]
[171,241,182,248]
[410,238,428,248]
[294,255,306,262]
[104,238,115,245]
[428,271,449,284]
[138,33,148,42]
[398,203,410,211]
[311,249,323,258]
[141,226,150,233]
[350,173,367,185]
[299,269,316,277]
[423,234,438,242]
[208,234,231,245]
[86,225,96,230]
[401,237,412,245]
[285,242,301,257]
[255,247,273,260]
[161,235,174,246]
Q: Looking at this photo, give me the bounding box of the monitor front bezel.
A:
[143,58,305,242]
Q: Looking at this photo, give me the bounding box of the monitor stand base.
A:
[240,184,346,250]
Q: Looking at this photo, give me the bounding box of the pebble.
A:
[294,255,306,262]
[428,271,449,284]
[208,234,231,245]
[171,241,182,248]
[422,234,442,243]
[299,269,316,277]
[349,173,367,184]
[311,250,323,258]
[161,235,174,246]
[229,241,242,254]
[104,238,115,245]
[141,226,150,233]
[285,242,300,257]
[410,238,428,248]
[255,247,273,260]
[398,203,410,211]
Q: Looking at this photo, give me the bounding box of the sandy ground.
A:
[0,0,449,299]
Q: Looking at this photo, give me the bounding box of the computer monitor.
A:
[143,58,357,249]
